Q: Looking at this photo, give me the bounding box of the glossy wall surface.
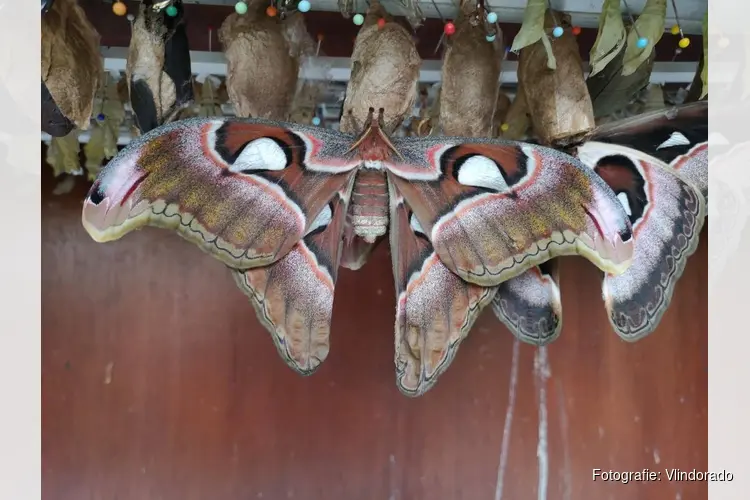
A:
[41,165,707,500]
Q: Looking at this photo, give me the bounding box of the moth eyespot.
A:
[305,203,333,236]
[230,137,288,173]
[89,184,105,205]
[616,192,632,216]
[409,213,426,236]
[456,155,510,192]
[656,131,691,150]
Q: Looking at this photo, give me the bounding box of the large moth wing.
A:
[231,181,354,374]
[492,260,562,346]
[590,101,708,200]
[577,141,706,340]
[82,118,361,269]
[389,181,496,397]
[383,136,634,287]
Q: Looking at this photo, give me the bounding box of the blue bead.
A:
[552,26,563,38]
[97,113,105,121]
[636,37,648,49]
[298,0,311,13]
[486,34,496,42]
[486,12,498,24]
[312,117,321,126]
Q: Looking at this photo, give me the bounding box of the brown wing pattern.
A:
[385,137,634,287]
[389,181,496,396]
[82,118,360,269]
[232,182,354,374]
[578,141,706,340]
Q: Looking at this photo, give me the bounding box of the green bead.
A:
[165,5,178,17]
[353,14,364,26]
[235,2,248,15]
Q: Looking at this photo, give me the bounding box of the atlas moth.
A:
[81,102,707,397]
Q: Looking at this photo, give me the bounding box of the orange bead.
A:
[266,6,277,17]
[317,33,324,42]
[112,1,127,16]
[572,26,581,35]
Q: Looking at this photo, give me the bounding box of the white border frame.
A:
[0,1,42,498]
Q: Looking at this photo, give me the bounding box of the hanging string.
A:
[669,0,690,50]
[430,0,448,53]
[621,0,648,49]
[546,0,563,38]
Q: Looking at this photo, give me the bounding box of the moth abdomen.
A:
[350,169,389,242]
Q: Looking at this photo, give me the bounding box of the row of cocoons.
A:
[109,2,691,49]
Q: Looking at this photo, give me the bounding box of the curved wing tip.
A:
[285,355,326,376]
[514,330,562,347]
[80,217,116,243]
[396,379,432,398]
[613,328,654,343]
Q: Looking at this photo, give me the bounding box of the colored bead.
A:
[377,18,386,29]
[235,2,248,15]
[298,0,311,13]
[678,37,690,49]
[266,6,277,16]
[166,5,178,17]
[126,13,135,22]
[444,22,456,36]
[312,117,321,126]
[671,24,680,35]
[486,12,498,24]
[97,114,105,121]
[552,26,563,38]
[112,1,127,16]
[572,26,581,35]
[636,37,648,49]
[500,123,509,132]
[353,14,364,25]
[486,34,496,42]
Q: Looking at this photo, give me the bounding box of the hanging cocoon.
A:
[219,0,309,120]
[516,9,595,146]
[127,0,194,134]
[340,0,421,134]
[41,0,102,136]
[439,0,505,138]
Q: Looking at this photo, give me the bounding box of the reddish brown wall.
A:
[42,160,707,499]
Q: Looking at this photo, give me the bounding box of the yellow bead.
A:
[112,1,127,16]
[678,37,690,49]
[500,123,510,132]
[670,24,680,35]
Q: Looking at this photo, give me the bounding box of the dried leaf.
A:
[511,0,547,53]
[622,0,666,76]
[589,0,627,77]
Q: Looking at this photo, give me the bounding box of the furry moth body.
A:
[338,0,421,269]
[82,111,634,396]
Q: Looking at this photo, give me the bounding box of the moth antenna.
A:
[345,107,406,162]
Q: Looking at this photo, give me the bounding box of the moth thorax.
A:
[350,170,389,242]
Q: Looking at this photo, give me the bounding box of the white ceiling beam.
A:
[174,0,706,34]
[101,47,708,85]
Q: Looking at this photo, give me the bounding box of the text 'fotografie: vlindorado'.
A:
[593,469,734,483]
